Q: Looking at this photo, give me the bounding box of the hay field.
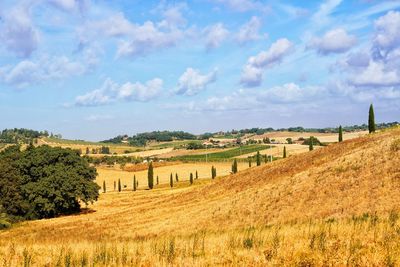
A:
[1,127,399,266]
[96,161,250,191]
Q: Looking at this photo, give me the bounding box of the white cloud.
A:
[308,28,357,55]
[1,56,86,88]
[240,38,294,87]
[349,61,400,87]
[235,16,265,45]
[78,12,185,58]
[74,78,163,106]
[203,23,229,50]
[175,68,217,96]
[84,114,114,122]
[311,0,343,29]
[0,5,39,58]
[373,10,400,59]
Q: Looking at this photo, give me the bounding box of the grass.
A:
[149,140,203,149]
[172,144,271,161]
[2,214,400,266]
[0,127,399,266]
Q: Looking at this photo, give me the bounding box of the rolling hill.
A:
[1,126,399,266]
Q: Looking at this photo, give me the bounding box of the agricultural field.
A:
[172,144,270,161]
[96,161,250,191]
[0,127,399,266]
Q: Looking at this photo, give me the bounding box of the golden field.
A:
[0,127,399,266]
[96,161,250,191]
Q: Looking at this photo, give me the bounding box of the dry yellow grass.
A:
[96,161,250,191]
[1,127,399,266]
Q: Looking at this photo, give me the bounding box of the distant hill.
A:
[0,128,52,144]
[101,131,197,146]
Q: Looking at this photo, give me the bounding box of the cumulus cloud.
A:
[308,28,357,55]
[203,23,229,50]
[349,61,400,87]
[240,38,294,87]
[78,12,185,58]
[175,68,217,96]
[1,56,86,88]
[235,16,265,45]
[372,10,400,59]
[74,78,163,106]
[0,5,39,58]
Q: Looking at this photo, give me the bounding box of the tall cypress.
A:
[211,166,215,179]
[175,173,179,182]
[170,173,173,188]
[195,170,198,179]
[103,180,106,193]
[309,136,314,151]
[118,179,121,192]
[133,175,137,191]
[248,158,252,167]
[338,125,343,142]
[256,151,261,166]
[368,104,376,133]
[114,181,116,191]
[190,173,193,185]
[156,175,159,185]
[283,146,287,158]
[232,159,238,173]
[148,162,154,189]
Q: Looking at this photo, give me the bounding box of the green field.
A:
[149,140,203,149]
[172,144,272,161]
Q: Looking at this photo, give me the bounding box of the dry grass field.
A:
[1,127,399,266]
[96,161,250,191]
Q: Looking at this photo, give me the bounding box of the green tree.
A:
[190,173,193,185]
[309,136,314,151]
[0,145,99,219]
[114,181,116,191]
[232,159,238,174]
[338,125,343,142]
[148,162,154,189]
[283,146,287,158]
[195,170,198,179]
[369,104,376,133]
[133,175,137,191]
[118,179,121,192]
[256,151,261,166]
[170,173,173,188]
[156,175,159,185]
[103,180,106,193]
[248,158,252,167]
[175,173,179,182]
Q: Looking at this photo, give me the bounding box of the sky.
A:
[0,0,399,141]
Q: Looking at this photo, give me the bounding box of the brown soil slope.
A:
[2,127,400,243]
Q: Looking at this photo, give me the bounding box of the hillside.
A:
[1,127,400,265]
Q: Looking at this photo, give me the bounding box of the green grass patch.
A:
[172,144,272,162]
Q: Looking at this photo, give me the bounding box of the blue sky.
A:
[0,0,399,140]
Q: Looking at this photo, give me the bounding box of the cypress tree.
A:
[196,170,198,179]
[190,173,193,185]
[211,166,215,179]
[175,173,179,182]
[118,179,121,192]
[170,173,173,188]
[309,136,314,151]
[136,180,139,188]
[156,175,159,185]
[103,180,106,193]
[248,158,252,167]
[283,146,287,158]
[133,175,137,191]
[338,125,343,142]
[232,159,238,173]
[256,151,261,166]
[148,162,154,189]
[264,154,267,163]
[114,181,116,191]
[368,104,376,133]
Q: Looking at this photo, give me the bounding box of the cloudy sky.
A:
[1,0,399,140]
